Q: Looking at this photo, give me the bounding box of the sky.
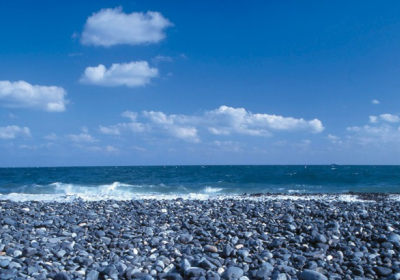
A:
[1,0,400,166]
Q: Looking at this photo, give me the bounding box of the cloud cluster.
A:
[347,113,400,146]
[0,80,68,112]
[80,61,158,87]
[81,7,173,47]
[0,125,31,140]
[206,106,324,136]
[99,106,324,142]
[369,113,400,124]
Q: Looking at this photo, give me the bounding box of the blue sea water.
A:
[0,165,399,201]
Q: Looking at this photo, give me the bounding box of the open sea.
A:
[0,165,399,201]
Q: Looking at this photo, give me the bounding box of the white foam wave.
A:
[203,186,223,194]
[0,192,213,202]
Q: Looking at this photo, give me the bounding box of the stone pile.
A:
[0,195,400,279]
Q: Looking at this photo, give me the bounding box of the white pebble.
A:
[217,267,225,274]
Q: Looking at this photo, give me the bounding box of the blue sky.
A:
[1,0,400,166]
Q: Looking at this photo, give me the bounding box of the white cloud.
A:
[143,111,174,125]
[372,99,380,105]
[346,116,400,145]
[380,114,400,123]
[122,111,138,121]
[141,110,200,142]
[100,105,324,143]
[67,133,97,143]
[205,106,324,136]
[369,116,378,123]
[169,126,200,143]
[81,7,173,47]
[99,126,120,135]
[0,80,68,112]
[80,61,158,87]
[369,113,400,124]
[0,125,31,140]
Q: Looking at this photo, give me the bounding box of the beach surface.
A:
[1,194,400,279]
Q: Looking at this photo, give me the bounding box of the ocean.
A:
[0,165,399,201]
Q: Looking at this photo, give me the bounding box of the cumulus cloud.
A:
[380,114,400,123]
[100,105,324,143]
[81,7,173,47]
[0,125,31,140]
[0,80,68,112]
[369,114,400,124]
[372,99,380,105]
[206,106,324,136]
[80,61,158,87]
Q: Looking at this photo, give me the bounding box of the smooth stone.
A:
[13,250,22,258]
[298,269,328,280]
[374,266,392,276]
[56,250,66,258]
[204,245,218,253]
[388,234,400,243]
[315,234,327,244]
[237,250,249,258]
[221,267,244,280]
[178,234,193,244]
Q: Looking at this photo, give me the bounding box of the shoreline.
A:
[1,192,400,203]
[1,196,400,279]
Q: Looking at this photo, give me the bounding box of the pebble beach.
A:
[1,194,400,280]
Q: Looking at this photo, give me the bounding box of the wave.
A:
[2,192,400,203]
[203,186,223,194]
[50,181,141,196]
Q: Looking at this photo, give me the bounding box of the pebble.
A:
[221,266,244,279]
[298,269,328,280]
[0,195,398,280]
[204,245,218,253]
